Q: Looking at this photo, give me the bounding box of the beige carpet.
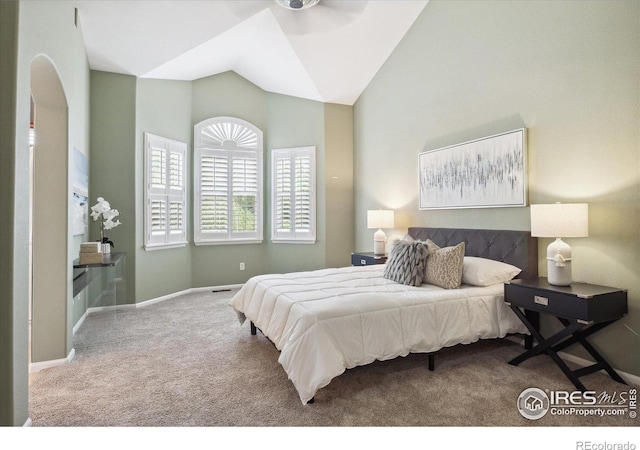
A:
[28,289,637,427]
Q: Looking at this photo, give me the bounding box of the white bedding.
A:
[228,264,528,404]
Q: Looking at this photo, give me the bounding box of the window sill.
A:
[194,239,263,246]
[144,242,188,251]
[271,239,316,245]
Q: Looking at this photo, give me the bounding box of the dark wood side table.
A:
[504,278,628,391]
[351,252,387,266]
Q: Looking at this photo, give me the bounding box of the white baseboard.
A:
[30,348,75,373]
[73,310,87,335]
[134,287,194,308]
[134,284,243,308]
[80,284,242,312]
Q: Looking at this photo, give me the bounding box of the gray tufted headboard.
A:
[407,227,538,280]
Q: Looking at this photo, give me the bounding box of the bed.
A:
[229,227,538,404]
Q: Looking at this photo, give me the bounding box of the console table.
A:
[73,252,126,309]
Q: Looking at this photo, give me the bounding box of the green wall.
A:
[90,71,137,306]
[324,103,354,269]
[135,78,193,301]
[354,0,640,376]
[190,73,269,288]
[264,93,327,274]
[0,0,21,428]
[3,0,91,426]
[90,71,355,301]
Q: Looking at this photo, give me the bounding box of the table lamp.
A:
[530,203,588,286]
[367,210,394,255]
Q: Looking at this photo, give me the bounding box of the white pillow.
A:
[462,257,521,287]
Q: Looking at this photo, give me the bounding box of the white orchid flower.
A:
[90,197,122,229]
[102,209,120,221]
[103,219,121,230]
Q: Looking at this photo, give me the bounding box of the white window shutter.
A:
[271,146,316,243]
[294,155,312,233]
[199,152,230,237]
[275,158,292,233]
[144,133,188,250]
[150,147,166,189]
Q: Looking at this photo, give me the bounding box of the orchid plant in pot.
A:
[90,197,121,253]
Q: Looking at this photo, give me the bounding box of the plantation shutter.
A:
[274,158,292,233]
[232,155,259,236]
[166,143,186,244]
[194,117,263,244]
[294,155,312,233]
[150,147,166,189]
[149,143,167,243]
[200,154,229,235]
[144,133,187,250]
[271,146,316,243]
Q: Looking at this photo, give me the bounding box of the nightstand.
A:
[504,278,628,391]
[351,252,387,266]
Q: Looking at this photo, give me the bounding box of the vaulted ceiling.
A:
[74,0,429,105]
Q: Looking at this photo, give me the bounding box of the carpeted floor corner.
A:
[28,290,637,427]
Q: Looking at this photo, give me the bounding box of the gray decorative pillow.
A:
[383,240,429,286]
[423,241,465,289]
[424,239,440,253]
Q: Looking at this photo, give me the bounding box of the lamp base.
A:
[546,238,572,286]
[373,229,387,255]
[547,260,572,286]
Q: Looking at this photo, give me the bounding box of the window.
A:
[144,132,187,250]
[271,146,316,243]
[194,117,263,245]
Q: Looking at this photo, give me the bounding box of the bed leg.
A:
[428,353,435,371]
[250,321,257,336]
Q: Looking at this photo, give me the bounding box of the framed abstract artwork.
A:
[419,128,527,210]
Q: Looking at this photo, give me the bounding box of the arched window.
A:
[194,117,263,244]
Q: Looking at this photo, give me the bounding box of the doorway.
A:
[29,55,70,368]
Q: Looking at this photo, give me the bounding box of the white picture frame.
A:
[418,128,527,210]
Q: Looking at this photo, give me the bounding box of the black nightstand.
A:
[351,252,387,266]
[504,278,628,391]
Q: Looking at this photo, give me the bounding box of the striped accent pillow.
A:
[383,240,429,286]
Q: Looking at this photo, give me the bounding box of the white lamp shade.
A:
[530,203,588,238]
[367,210,394,229]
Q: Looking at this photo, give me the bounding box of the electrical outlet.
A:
[239,262,245,271]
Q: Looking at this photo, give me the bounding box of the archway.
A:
[30,56,70,366]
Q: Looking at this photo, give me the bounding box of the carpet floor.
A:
[28,289,637,427]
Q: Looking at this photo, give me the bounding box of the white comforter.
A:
[228,265,527,404]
